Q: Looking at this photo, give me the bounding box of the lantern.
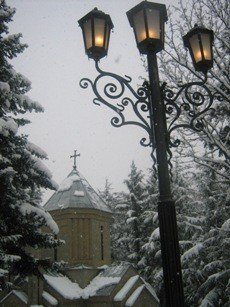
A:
[78,8,114,61]
[183,25,214,74]
[126,1,168,54]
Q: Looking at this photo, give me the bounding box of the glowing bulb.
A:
[203,50,208,58]
[148,30,157,39]
[95,36,103,46]
[195,51,202,62]
[139,29,158,42]
[140,32,147,42]
[195,49,209,62]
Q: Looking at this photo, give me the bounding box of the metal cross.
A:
[70,150,80,170]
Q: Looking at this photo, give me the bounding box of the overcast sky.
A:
[7,0,171,202]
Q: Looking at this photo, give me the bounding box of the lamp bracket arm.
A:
[80,61,155,148]
[162,78,222,148]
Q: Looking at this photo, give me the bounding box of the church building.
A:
[1,154,159,306]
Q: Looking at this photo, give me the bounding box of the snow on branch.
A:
[26,142,48,159]
[181,243,203,262]
[18,202,59,234]
[0,117,18,135]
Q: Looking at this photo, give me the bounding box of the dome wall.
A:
[49,208,112,266]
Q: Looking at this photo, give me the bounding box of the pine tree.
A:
[158,0,230,181]
[190,166,229,306]
[138,168,161,292]
[171,158,204,305]
[141,160,205,302]
[99,179,125,261]
[0,0,61,289]
[122,161,148,267]
[176,162,230,306]
[152,1,229,303]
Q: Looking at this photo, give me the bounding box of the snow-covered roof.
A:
[4,263,158,305]
[44,169,111,214]
[94,263,131,296]
[43,263,130,300]
[0,290,28,304]
[44,272,121,300]
[125,281,159,306]
[114,275,139,301]
[42,291,58,306]
[125,285,145,306]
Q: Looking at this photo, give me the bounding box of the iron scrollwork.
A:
[163,78,218,147]
[80,61,154,148]
[80,62,220,174]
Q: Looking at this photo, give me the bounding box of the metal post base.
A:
[158,200,185,306]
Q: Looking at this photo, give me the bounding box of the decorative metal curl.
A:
[80,62,221,176]
[163,79,216,146]
[162,78,218,172]
[80,61,154,150]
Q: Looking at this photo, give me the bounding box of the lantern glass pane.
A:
[133,10,146,43]
[83,19,92,49]
[146,9,160,39]
[201,33,211,60]
[105,25,109,50]
[189,34,202,63]
[94,18,105,47]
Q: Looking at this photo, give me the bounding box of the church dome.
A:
[44,169,111,214]
[43,159,112,267]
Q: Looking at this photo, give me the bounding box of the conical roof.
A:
[44,169,111,213]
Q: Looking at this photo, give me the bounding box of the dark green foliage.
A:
[0,0,62,289]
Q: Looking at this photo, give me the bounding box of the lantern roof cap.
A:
[78,7,114,29]
[126,1,168,25]
[183,24,214,48]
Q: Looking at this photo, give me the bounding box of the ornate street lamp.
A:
[183,24,214,74]
[78,1,217,306]
[78,7,114,61]
[127,2,184,306]
[126,1,168,53]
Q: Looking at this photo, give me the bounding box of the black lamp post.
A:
[127,2,184,306]
[78,1,216,306]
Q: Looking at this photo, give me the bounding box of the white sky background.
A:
[7,0,172,203]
